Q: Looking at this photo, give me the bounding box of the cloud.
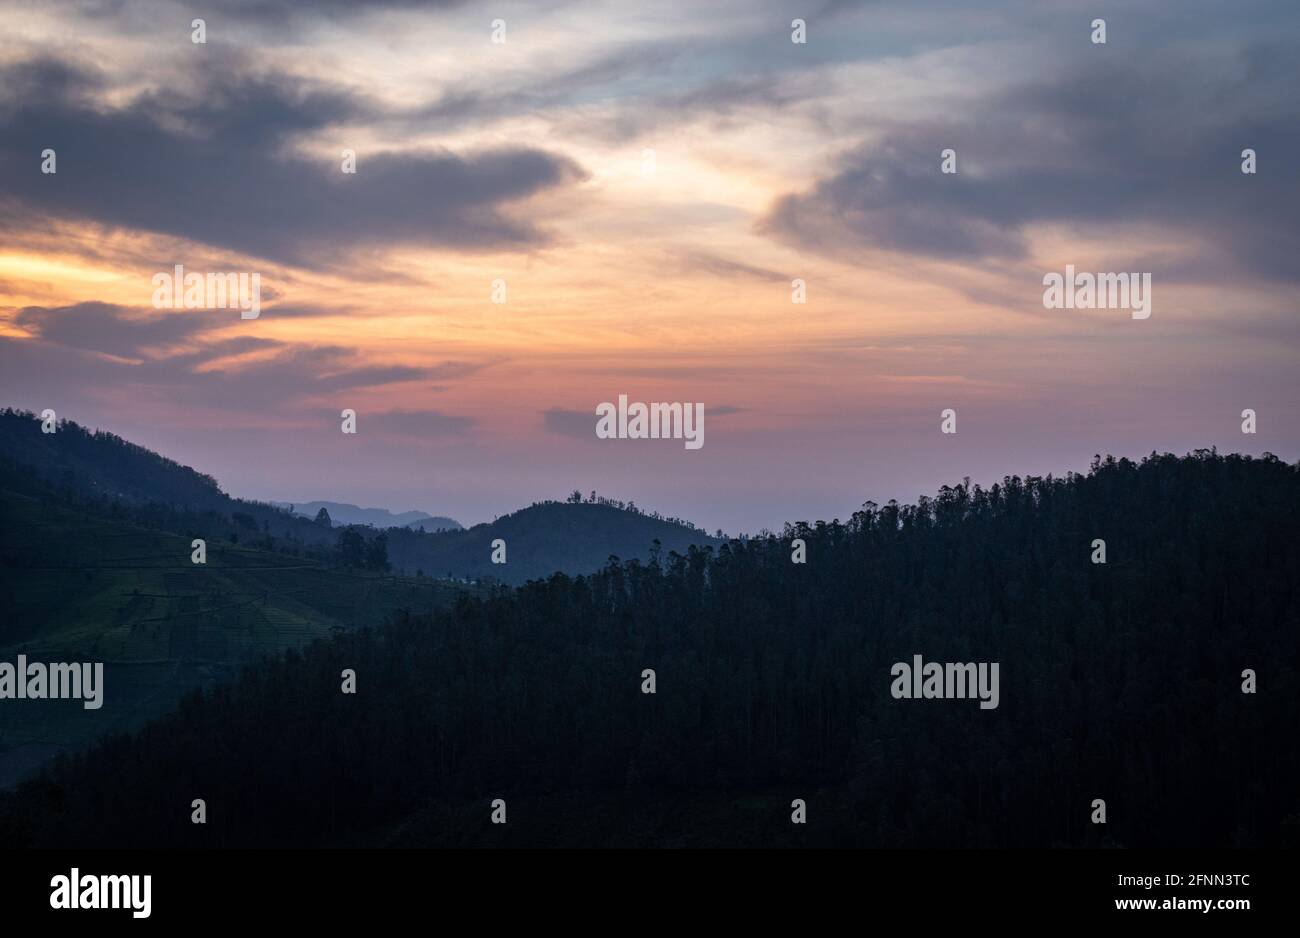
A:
[667,249,786,283]
[14,302,209,358]
[542,407,594,440]
[554,67,817,144]
[54,0,472,31]
[0,56,587,268]
[1,302,489,418]
[207,0,468,21]
[760,39,1300,283]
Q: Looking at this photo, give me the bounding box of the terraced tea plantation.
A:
[0,486,476,787]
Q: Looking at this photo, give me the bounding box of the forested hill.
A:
[0,407,225,510]
[382,499,722,585]
[0,408,334,553]
[5,450,1297,849]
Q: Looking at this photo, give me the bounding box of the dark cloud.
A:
[760,40,1300,283]
[542,407,595,440]
[14,302,209,357]
[0,56,586,268]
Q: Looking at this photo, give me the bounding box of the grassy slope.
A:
[0,485,478,787]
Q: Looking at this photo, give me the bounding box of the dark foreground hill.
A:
[3,450,1297,848]
[0,408,716,784]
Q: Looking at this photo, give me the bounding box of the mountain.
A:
[0,409,716,584]
[274,501,462,532]
[5,450,1297,848]
[382,500,721,585]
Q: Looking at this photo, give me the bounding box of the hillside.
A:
[5,450,1297,848]
[0,471,480,788]
[383,500,722,585]
[0,408,227,511]
[0,408,339,552]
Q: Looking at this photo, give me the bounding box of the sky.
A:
[0,0,1297,534]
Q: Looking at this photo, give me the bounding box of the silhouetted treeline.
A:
[2,451,1297,847]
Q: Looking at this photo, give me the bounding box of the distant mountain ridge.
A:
[274,501,462,532]
[0,408,720,585]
